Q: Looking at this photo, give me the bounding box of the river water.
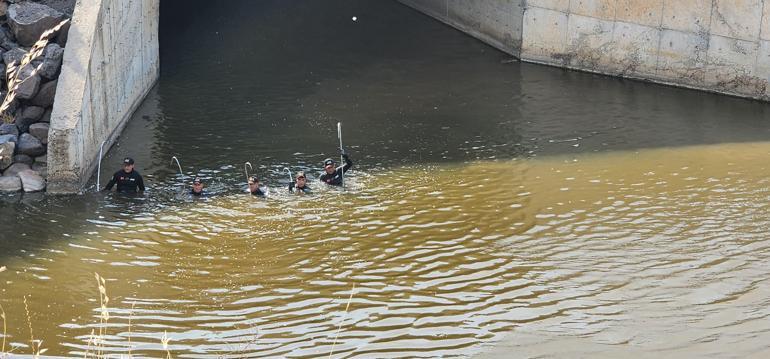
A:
[1,0,770,357]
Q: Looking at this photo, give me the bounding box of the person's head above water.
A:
[295,171,307,187]
[247,175,260,190]
[323,158,336,174]
[192,177,204,194]
[122,157,135,173]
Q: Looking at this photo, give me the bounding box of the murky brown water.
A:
[3,143,770,357]
[2,0,770,357]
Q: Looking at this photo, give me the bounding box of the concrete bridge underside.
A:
[46,0,770,193]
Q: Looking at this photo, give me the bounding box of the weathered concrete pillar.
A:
[47,0,159,194]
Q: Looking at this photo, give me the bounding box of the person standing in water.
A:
[319,150,352,186]
[288,171,311,194]
[191,177,205,197]
[247,175,266,196]
[104,157,145,193]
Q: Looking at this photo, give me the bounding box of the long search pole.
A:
[337,122,344,188]
[95,140,106,191]
[171,156,184,189]
[244,162,253,183]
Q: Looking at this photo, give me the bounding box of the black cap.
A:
[248,175,259,184]
[123,157,135,165]
[323,158,335,166]
[193,177,202,184]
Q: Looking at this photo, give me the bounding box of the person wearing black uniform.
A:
[288,171,311,194]
[104,157,145,193]
[319,151,352,186]
[247,175,266,196]
[191,177,205,197]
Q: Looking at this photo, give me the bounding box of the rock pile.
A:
[0,0,72,193]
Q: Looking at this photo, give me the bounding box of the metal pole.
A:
[337,122,344,188]
[95,140,106,191]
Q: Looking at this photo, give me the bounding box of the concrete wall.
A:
[400,0,770,101]
[47,0,159,193]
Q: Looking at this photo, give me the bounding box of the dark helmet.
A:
[323,158,335,166]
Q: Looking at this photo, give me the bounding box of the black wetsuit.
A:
[319,154,352,186]
[250,188,266,196]
[191,189,204,197]
[288,182,311,193]
[104,170,145,193]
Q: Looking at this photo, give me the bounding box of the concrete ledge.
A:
[47,0,159,194]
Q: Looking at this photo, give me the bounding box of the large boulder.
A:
[39,107,51,123]
[31,162,46,177]
[15,66,41,100]
[0,26,18,51]
[38,43,62,79]
[0,123,18,137]
[2,47,25,67]
[34,0,76,16]
[7,2,64,47]
[14,105,44,132]
[12,153,33,165]
[0,139,14,170]
[28,122,48,144]
[0,90,19,116]
[18,169,45,192]
[30,80,56,107]
[0,133,17,144]
[17,133,44,157]
[0,176,22,192]
[3,162,30,177]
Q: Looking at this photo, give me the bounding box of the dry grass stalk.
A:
[94,273,109,358]
[1,267,6,357]
[328,283,356,359]
[218,327,260,358]
[83,273,110,358]
[1,303,6,356]
[161,330,171,359]
[23,296,46,357]
[128,301,135,357]
[82,329,95,359]
[0,18,70,117]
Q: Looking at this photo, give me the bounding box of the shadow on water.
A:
[154,0,770,170]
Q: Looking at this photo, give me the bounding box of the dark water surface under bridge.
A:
[2,0,770,357]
